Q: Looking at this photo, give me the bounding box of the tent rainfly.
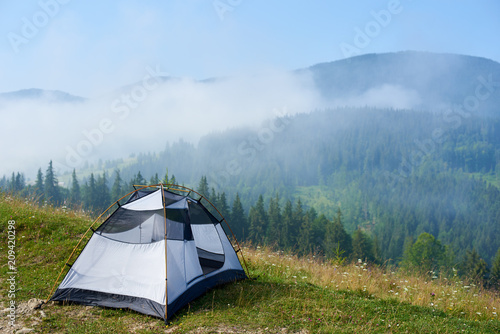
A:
[47,184,248,321]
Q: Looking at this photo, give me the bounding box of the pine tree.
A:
[401,236,414,266]
[461,248,490,286]
[9,172,15,192]
[266,193,281,245]
[471,259,490,287]
[84,173,97,210]
[230,193,247,240]
[290,198,304,247]
[34,168,44,202]
[248,195,267,245]
[297,212,312,256]
[351,228,375,263]
[490,248,500,290]
[307,207,322,254]
[126,171,145,190]
[0,176,7,190]
[280,200,293,250]
[313,214,329,255]
[324,209,352,258]
[44,161,60,205]
[372,234,382,264]
[149,173,160,185]
[217,192,230,220]
[135,171,146,185]
[460,248,481,278]
[210,188,217,205]
[197,176,209,198]
[111,169,123,200]
[95,173,110,212]
[69,169,81,206]
[14,173,25,193]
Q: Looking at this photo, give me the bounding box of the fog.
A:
[332,84,421,110]
[1,69,327,178]
[1,65,450,180]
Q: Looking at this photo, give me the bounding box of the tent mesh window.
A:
[96,189,226,272]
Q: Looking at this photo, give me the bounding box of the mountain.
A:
[57,106,500,265]
[0,88,87,103]
[305,51,500,116]
[3,51,500,266]
[3,51,499,112]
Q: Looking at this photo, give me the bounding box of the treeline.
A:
[2,163,500,289]
[205,174,500,288]
[0,161,176,214]
[202,175,500,289]
[3,108,500,285]
[70,108,500,199]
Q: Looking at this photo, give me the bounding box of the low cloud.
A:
[2,68,429,180]
[1,69,324,178]
[333,84,421,110]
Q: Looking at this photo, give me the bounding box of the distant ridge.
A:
[2,51,499,115]
[304,51,500,115]
[0,88,87,103]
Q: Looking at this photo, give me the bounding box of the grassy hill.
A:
[1,194,499,333]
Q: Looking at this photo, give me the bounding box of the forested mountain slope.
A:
[3,52,500,266]
[306,51,500,116]
[49,107,500,264]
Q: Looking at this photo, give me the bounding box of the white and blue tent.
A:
[48,184,247,321]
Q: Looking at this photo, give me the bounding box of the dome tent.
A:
[47,184,248,321]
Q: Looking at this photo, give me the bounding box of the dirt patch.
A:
[0,298,45,334]
[0,301,310,333]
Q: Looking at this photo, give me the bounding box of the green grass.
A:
[1,193,499,333]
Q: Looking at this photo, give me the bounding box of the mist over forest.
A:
[3,51,499,178]
[3,51,500,278]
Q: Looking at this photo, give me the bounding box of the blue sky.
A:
[1,0,500,177]
[1,0,499,97]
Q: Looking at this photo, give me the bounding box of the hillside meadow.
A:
[0,193,499,333]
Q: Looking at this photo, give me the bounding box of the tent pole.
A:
[161,184,168,322]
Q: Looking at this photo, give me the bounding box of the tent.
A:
[47,184,248,321]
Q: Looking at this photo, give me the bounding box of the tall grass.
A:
[244,246,499,321]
